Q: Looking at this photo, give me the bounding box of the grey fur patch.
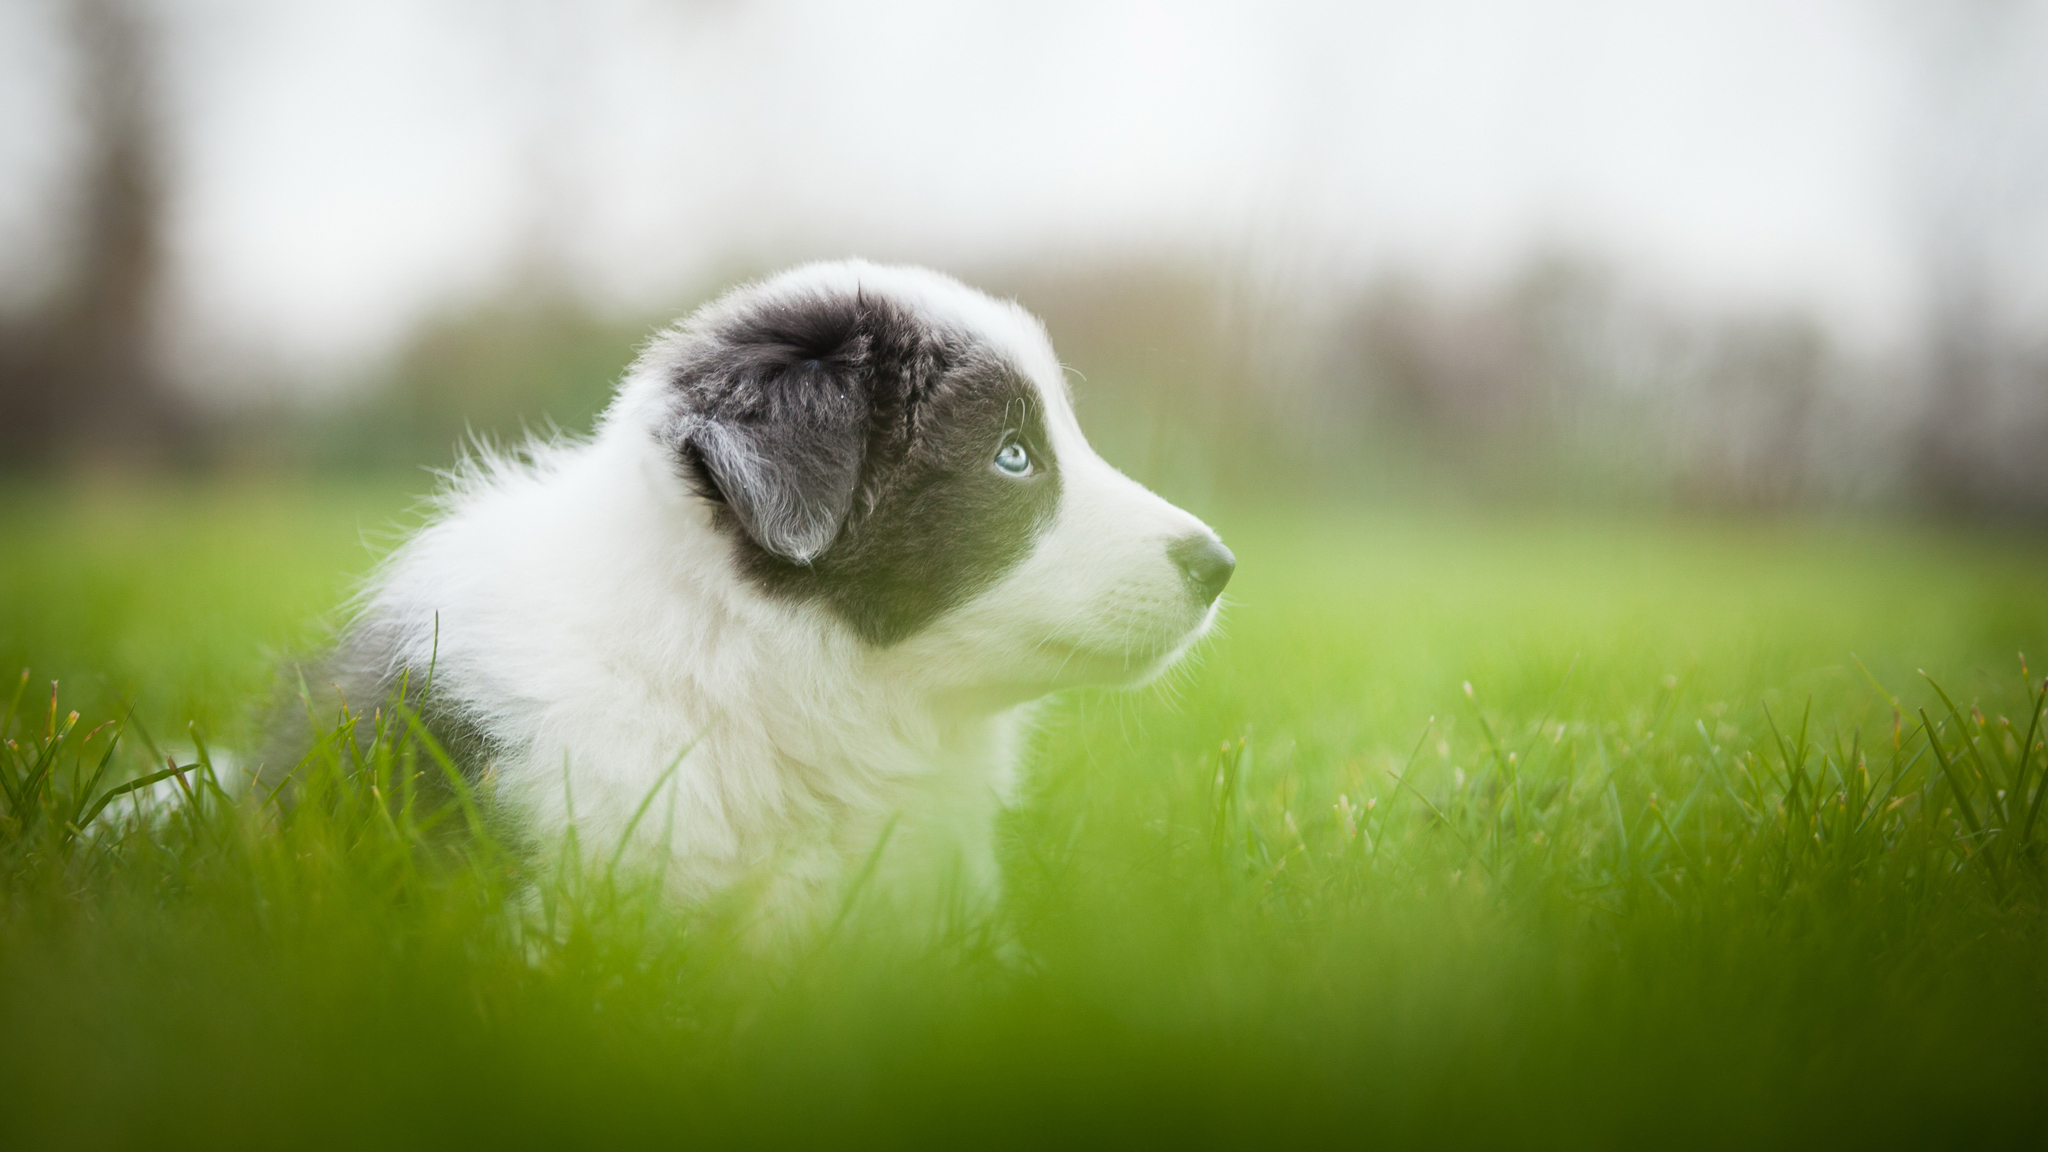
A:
[259,617,496,799]
[656,282,1061,645]
[669,360,864,564]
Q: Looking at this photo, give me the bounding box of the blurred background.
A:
[3,0,2048,515]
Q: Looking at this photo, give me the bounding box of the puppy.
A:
[313,261,1233,928]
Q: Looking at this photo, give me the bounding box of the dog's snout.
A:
[1169,534,1235,604]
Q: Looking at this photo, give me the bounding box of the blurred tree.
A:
[0,0,189,471]
[1668,317,1829,510]
[1899,0,2048,515]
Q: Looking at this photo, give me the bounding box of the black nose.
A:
[1169,534,1236,604]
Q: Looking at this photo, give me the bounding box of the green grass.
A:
[4,481,2048,1149]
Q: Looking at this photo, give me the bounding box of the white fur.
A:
[352,261,1222,930]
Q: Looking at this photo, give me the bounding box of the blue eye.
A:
[993,442,1032,477]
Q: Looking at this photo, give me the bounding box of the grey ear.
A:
[676,362,866,565]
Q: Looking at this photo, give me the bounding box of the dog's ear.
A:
[672,356,867,566]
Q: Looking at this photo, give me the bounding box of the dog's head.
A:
[622,261,1232,696]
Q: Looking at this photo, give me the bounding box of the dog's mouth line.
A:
[1037,628,1201,671]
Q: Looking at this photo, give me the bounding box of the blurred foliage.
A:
[210,253,2048,522]
[311,294,653,470]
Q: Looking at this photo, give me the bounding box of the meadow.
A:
[3,478,2047,1148]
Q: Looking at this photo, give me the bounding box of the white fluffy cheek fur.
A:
[895,450,1220,696]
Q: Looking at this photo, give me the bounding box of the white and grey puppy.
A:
[315,260,1234,923]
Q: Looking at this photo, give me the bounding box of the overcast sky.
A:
[3,0,2045,394]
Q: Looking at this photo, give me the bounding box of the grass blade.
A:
[76,763,192,828]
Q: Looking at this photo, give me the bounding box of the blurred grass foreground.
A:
[2,481,2047,1148]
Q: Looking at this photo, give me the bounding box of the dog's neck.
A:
[456,431,1028,894]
